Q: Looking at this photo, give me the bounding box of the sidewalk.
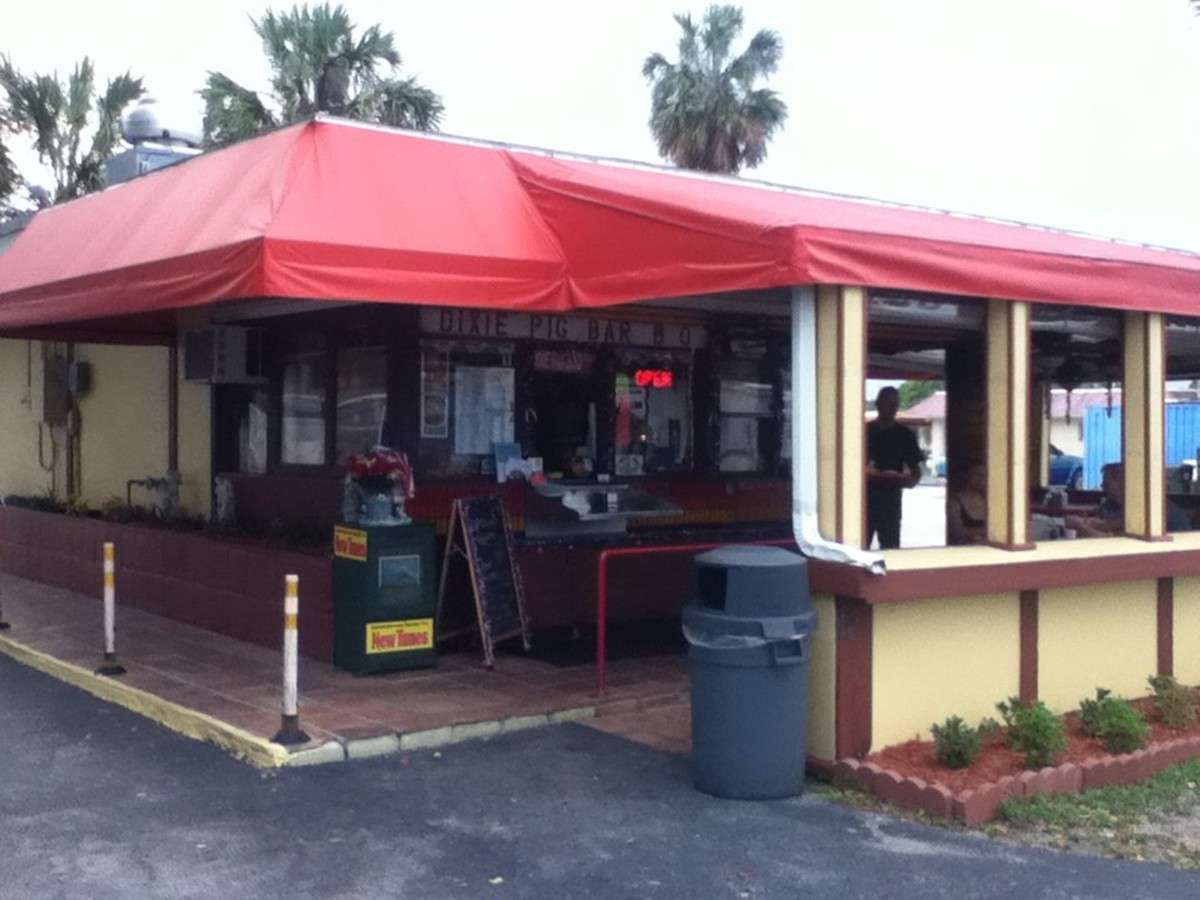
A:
[0,571,690,763]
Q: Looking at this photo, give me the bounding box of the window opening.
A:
[1030,305,1124,540]
[1163,316,1200,532]
[866,295,984,549]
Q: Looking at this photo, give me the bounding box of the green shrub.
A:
[996,696,1069,769]
[1148,675,1197,729]
[978,716,1001,737]
[930,716,984,769]
[2,491,66,513]
[1081,693,1150,754]
[1078,687,1112,737]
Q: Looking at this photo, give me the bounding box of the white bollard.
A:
[96,542,125,675]
[272,574,309,746]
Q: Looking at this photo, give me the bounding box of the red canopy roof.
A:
[1,117,1198,340]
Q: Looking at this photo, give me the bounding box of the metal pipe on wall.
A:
[790,285,886,575]
[168,341,179,473]
[64,343,78,498]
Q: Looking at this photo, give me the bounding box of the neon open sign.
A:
[634,369,675,389]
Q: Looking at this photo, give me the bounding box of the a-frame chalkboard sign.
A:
[436,496,532,667]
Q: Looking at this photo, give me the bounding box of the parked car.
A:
[1049,444,1084,489]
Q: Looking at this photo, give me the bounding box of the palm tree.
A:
[200,4,444,147]
[0,57,144,203]
[643,5,787,174]
[0,111,17,210]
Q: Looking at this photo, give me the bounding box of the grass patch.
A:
[999,759,1200,829]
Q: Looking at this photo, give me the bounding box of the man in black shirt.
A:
[866,386,925,549]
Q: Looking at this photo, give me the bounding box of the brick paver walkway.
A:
[0,571,690,753]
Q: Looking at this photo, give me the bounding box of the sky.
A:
[5,0,1200,250]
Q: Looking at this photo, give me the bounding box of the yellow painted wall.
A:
[75,344,169,508]
[985,300,1029,546]
[1039,581,1157,711]
[0,338,211,517]
[0,339,57,497]
[872,593,1020,749]
[808,594,837,761]
[1173,577,1200,685]
[815,285,865,546]
[1120,313,1165,538]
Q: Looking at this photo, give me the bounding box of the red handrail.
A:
[595,537,797,695]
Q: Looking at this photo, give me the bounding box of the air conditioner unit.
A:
[183,327,267,384]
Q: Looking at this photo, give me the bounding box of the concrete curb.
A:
[284,741,348,767]
[0,633,602,769]
[0,634,289,769]
[346,733,403,760]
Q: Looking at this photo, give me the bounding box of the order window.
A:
[613,351,692,476]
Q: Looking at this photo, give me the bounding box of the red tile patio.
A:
[0,572,690,756]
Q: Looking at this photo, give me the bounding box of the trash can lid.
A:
[695,545,805,569]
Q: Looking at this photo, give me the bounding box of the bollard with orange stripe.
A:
[272,574,310,745]
[95,542,126,676]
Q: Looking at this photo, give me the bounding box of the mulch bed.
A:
[867,697,1200,794]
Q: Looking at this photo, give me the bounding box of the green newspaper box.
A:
[333,521,437,674]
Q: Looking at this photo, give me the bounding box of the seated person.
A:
[947,464,987,545]
[1066,462,1124,537]
[1167,497,1193,532]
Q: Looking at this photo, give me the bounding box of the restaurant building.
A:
[2,117,1200,765]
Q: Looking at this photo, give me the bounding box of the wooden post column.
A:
[1123,312,1166,540]
[815,285,866,547]
[986,300,1031,549]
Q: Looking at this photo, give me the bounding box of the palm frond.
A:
[727,29,783,83]
[1,57,63,167]
[200,71,276,147]
[700,5,743,70]
[642,52,671,80]
[90,71,145,161]
[0,136,18,206]
[358,76,443,131]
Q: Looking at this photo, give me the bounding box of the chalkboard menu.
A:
[436,496,532,667]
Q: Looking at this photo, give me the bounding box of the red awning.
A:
[1,116,1198,340]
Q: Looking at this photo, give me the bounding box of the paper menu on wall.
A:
[453,366,514,455]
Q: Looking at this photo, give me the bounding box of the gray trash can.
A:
[684,545,815,799]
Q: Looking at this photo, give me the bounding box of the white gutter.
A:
[791,285,887,575]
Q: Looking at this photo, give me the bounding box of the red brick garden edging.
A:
[829,735,1200,824]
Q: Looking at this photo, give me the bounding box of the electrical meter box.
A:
[332,521,437,674]
[34,357,70,426]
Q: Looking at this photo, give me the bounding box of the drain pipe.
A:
[791,286,886,575]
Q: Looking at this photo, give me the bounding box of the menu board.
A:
[435,496,531,667]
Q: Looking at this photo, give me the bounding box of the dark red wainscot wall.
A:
[0,506,334,661]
